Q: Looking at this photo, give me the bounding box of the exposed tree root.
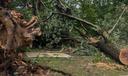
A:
[0,8,72,76]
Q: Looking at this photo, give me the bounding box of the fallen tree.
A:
[88,37,127,64]
[51,0,128,65]
[61,13,128,65]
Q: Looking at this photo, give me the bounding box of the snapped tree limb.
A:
[40,12,101,32]
[53,12,100,30]
[108,6,127,35]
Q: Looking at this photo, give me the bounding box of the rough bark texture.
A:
[89,37,128,65]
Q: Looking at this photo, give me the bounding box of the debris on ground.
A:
[85,62,124,70]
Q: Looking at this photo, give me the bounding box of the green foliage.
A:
[8,0,128,55]
[74,41,98,56]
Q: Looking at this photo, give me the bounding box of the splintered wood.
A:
[0,8,41,50]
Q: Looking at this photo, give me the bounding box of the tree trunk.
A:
[89,37,128,65]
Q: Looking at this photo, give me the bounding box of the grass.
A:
[30,56,128,76]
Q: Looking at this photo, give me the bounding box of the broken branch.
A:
[53,12,100,30]
[108,6,127,35]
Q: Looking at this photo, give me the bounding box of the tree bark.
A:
[89,37,128,65]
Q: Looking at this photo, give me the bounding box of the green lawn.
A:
[30,56,128,76]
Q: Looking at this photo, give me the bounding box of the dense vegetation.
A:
[0,0,128,76]
[9,0,128,56]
